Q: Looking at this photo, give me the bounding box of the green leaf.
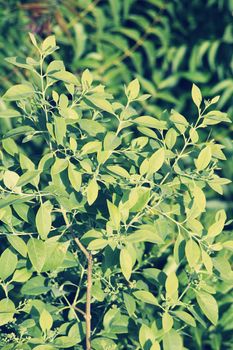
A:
[120,247,133,281]
[29,32,38,47]
[68,163,82,192]
[12,268,32,283]
[189,127,199,143]
[165,272,178,301]
[196,291,218,325]
[54,117,66,145]
[42,241,69,272]
[0,299,16,326]
[125,229,163,244]
[49,71,80,85]
[7,235,27,257]
[203,111,231,125]
[123,293,136,316]
[207,209,226,237]
[148,148,165,175]
[104,132,121,151]
[42,35,56,52]
[5,56,37,70]
[133,116,167,130]
[170,110,189,134]
[0,109,21,118]
[54,336,82,348]
[87,178,99,205]
[107,200,121,230]
[78,119,105,135]
[3,126,34,139]
[222,240,233,251]
[3,84,34,101]
[174,310,196,327]
[162,312,174,333]
[0,249,18,280]
[107,165,130,178]
[133,290,158,305]
[185,239,201,268]
[27,238,46,272]
[36,202,52,240]
[39,309,53,333]
[165,128,177,149]
[192,84,202,108]
[139,323,155,348]
[0,194,34,209]
[21,276,49,295]
[195,145,212,171]
[85,95,115,114]
[126,78,140,100]
[81,69,93,89]
[163,329,183,350]
[51,158,68,175]
[202,250,213,274]
[81,140,102,155]
[3,170,20,190]
[34,346,56,350]
[87,239,108,251]
[17,170,40,187]
[151,342,161,350]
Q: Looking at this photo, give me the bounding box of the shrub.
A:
[0,34,232,350]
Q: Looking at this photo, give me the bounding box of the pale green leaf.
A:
[133,290,158,305]
[0,249,18,280]
[36,202,52,240]
[107,200,121,230]
[163,329,183,350]
[202,250,213,274]
[3,84,34,101]
[68,163,82,192]
[165,128,177,149]
[0,109,21,118]
[120,247,133,281]
[192,84,202,108]
[39,309,53,333]
[185,239,201,268]
[3,170,20,190]
[0,299,16,326]
[196,291,218,325]
[87,178,99,205]
[195,145,212,171]
[162,312,174,333]
[148,148,165,175]
[27,238,47,273]
[7,235,27,257]
[87,239,108,251]
[133,116,167,130]
[42,35,56,52]
[174,310,196,327]
[165,272,178,301]
[126,78,140,100]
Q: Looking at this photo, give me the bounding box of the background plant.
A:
[0,34,232,350]
[1,0,233,200]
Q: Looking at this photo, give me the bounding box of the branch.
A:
[61,210,92,350]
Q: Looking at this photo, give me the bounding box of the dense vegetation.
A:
[0,1,232,350]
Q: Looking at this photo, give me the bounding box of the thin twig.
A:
[62,210,92,350]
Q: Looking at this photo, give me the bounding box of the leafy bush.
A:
[0,34,232,350]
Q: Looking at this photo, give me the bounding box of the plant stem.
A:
[73,236,93,349]
[62,210,92,350]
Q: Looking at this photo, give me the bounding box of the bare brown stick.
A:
[62,210,92,350]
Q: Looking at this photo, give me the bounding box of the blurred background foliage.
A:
[0,1,232,348]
